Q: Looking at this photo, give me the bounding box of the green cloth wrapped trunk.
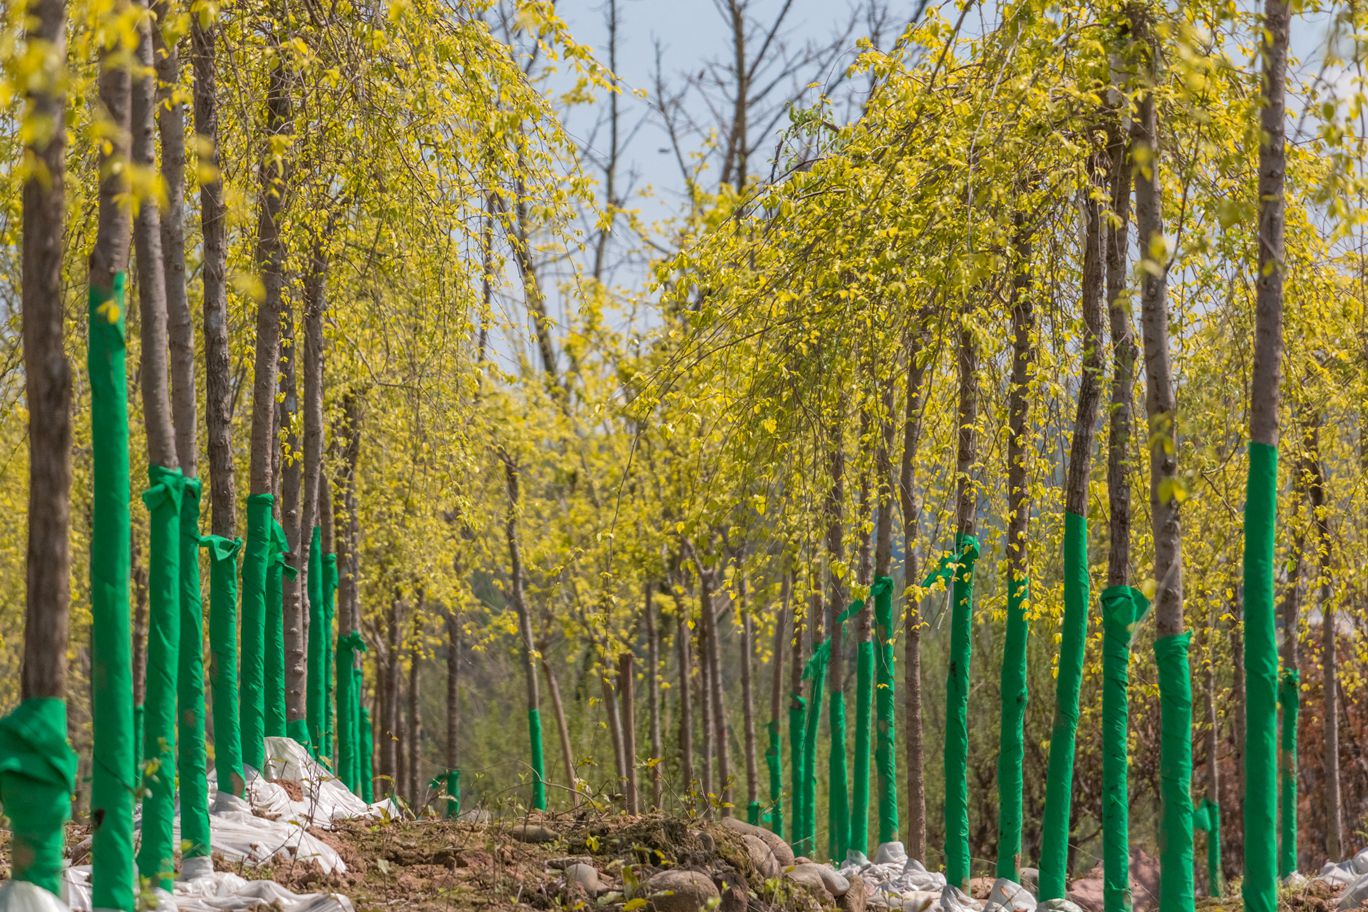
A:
[1193,798,1223,897]
[137,464,185,891]
[1039,511,1090,900]
[307,527,326,756]
[827,688,849,862]
[336,631,363,791]
[943,534,980,889]
[872,577,898,847]
[445,769,461,818]
[0,698,78,897]
[996,571,1029,881]
[89,274,137,912]
[1279,669,1299,878]
[1242,441,1279,912]
[528,707,548,810]
[787,695,806,849]
[240,493,274,772]
[205,534,245,797]
[850,637,874,857]
[265,520,288,739]
[177,479,211,860]
[799,639,829,858]
[1155,632,1194,912]
[765,717,783,838]
[360,702,374,802]
[323,553,337,762]
[1101,586,1149,912]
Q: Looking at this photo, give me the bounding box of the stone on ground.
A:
[645,869,721,912]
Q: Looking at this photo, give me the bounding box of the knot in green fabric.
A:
[202,534,243,562]
[1193,798,1219,832]
[338,630,368,653]
[0,698,78,896]
[141,464,186,512]
[1101,586,1150,643]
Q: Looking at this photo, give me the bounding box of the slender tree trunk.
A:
[1105,111,1135,590]
[1131,13,1193,906]
[898,325,931,860]
[699,566,732,813]
[542,657,576,802]
[740,603,759,817]
[503,456,549,809]
[602,668,627,799]
[280,308,307,729]
[677,604,695,801]
[407,635,420,804]
[384,603,402,794]
[299,242,327,705]
[192,0,234,542]
[21,0,71,706]
[132,7,177,472]
[997,217,1034,881]
[697,606,714,800]
[447,609,460,775]
[620,651,639,813]
[646,585,664,809]
[1306,422,1342,859]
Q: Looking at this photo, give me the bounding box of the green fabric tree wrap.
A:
[240,493,274,773]
[322,554,338,762]
[445,769,461,818]
[177,479,211,860]
[360,703,374,803]
[307,527,325,756]
[1193,798,1223,896]
[336,631,365,793]
[765,717,783,837]
[944,534,980,889]
[1279,668,1300,878]
[996,570,1029,881]
[1039,511,1091,901]
[872,576,898,847]
[827,686,849,862]
[88,274,137,912]
[851,636,874,857]
[748,801,762,826]
[204,534,244,797]
[799,639,829,858]
[0,698,78,897]
[528,707,548,810]
[1242,441,1278,912]
[265,520,288,739]
[1101,585,1150,912]
[138,464,185,891]
[1154,632,1194,912]
[787,695,805,848]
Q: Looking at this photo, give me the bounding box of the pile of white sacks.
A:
[1313,846,1368,910]
[834,842,1045,912]
[2,737,395,912]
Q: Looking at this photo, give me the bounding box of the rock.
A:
[719,817,796,867]
[743,834,781,880]
[508,822,557,843]
[718,876,749,912]
[787,864,834,900]
[985,878,1036,912]
[818,867,852,898]
[796,857,814,866]
[549,856,594,870]
[646,869,722,912]
[839,873,868,912]
[565,862,602,895]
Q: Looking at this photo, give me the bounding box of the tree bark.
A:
[740,601,759,815]
[248,60,290,499]
[646,585,664,809]
[699,564,732,813]
[21,0,71,701]
[280,308,307,726]
[446,609,460,775]
[192,0,235,539]
[132,5,178,472]
[619,651,639,813]
[677,601,696,800]
[898,325,932,860]
[542,657,576,801]
[298,242,327,691]
[407,634,420,803]
[1306,422,1342,859]
[1105,107,1135,590]
[602,667,627,800]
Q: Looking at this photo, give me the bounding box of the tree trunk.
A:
[192,0,234,542]
[619,651,639,813]
[677,603,695,800]
[997,217,1034,881]
[1105,112,1135,591]
[384,603,402,796]
[898,325,932,860]
[132,6,177,473]
[1307,422,1342,859]
[407,635,420,804]
[602,668,627,800]
[646,585,664,809]
[299,242,327,716]
[20,0,71,704]
[280,308,307,729]
[543,657,575,803]
[699,565,732,813]
[1130,12,1193,906]
[740,603,759,818]
[446,610,460,774]
[697,608,714,800]
[824,426,848,856]
[503,456,548,809]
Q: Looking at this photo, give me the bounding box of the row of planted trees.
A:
[3,1,1368,911]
